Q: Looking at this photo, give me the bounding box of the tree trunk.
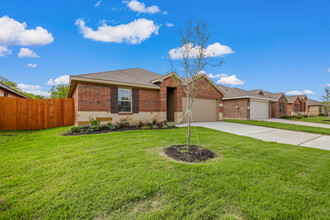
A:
[187,115,191,148]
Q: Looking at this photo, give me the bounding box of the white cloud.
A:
[27,63,37,68]
[207,73,226,79]
[123,0,162,14]
[17,83,42,90]
[216,74,244,85]
[24,90,50,97]
[326,83,330,87]
[0,46,11,57]
[0,15,53,46]
[95,1,101,7]
[47,75,70,86]
[286,90,314,95]
[18,48,39,58]
[327,68,330,72]
[75,18,159,44]
[165,23,174,28]
[169,42,234,59]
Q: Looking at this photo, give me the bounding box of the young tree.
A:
[170,19,223,147]
[321,86,330,119]
[49,84,68,99]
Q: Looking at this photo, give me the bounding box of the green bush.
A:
[70,126,83,133]
[88,125,101,132]
[117,118,130,128]
[162,125,169,129]
[89,116,100,126]
[152,125,158,129]
[142,126,150,130]
[152,118,157,125]
[319,113,327,116]
[107,122,116,130]
[170,124,176,128]
[163,120,168,126]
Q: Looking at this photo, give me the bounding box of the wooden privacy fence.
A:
[0,97,75,130]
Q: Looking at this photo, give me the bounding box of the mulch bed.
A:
[164,145,215,163]
[63,126,176,136]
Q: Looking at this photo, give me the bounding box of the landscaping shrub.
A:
[89,116,100,126]
[152,118,157,125]
[117,118,130,128]
[319,113,326,116]
[281,115,290,119]
[142,126,150,130]
[162,125,169,129]
[87,125,101,132]
[70,126,83,133]
[152,125,158,129]
[107,122,116,130]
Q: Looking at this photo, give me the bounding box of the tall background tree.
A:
[170,18,223,147]
[321,86,330,119]
[49,84,68,99]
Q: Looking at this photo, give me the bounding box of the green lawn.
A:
[288,116,330,125]
[224,119,330,135]
[0,127,329,219]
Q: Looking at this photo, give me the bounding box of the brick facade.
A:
[222,98,250,119]
[270,94,287,118]
[287,97,301,116]
[72,75,223,125]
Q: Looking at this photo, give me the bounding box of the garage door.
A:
[250,99,269,119]
[182,97,218,122]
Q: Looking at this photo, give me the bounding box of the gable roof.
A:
[264,91,287,101]
[307,99,323,106]
[286,95,307,103]
[0,83,30,99]
[68,68,225,98]
[218,85,274,101]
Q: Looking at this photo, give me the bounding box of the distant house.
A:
[264,91,288,118]
[306,99,325,116]
[67,68,224,125]
[286,95,307,116]
[218,85,275,120]
[0,83,30,99]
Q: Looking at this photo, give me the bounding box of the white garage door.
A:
[182,97,218,122]
[250,99,269,119]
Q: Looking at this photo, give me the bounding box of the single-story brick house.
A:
[264,91,288,118]
[0,83,30,99]
[67,68,225,125]
[218,85,277,120]
[286,95,307,116]
[306,99,325,116]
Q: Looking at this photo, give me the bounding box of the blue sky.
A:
[0,0,329,99]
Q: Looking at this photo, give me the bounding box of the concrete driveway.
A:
[258,118,330,129]
[177,122,330,151]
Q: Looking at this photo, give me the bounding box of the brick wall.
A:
[139,89,160,112]
[77,82,111,111]
[270,95,287,118]
[287,98,301,116]
[222,98,249,119]
[159,76,183,112]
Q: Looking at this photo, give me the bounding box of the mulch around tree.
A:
[164,145,215,163]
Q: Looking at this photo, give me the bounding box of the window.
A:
[118,88,132,113]
[279,102,284,113]
[4,92,8,97]
[295,104,299,112]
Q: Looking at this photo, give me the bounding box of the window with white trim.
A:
[118,88,132,113]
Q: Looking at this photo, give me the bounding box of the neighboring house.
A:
[218,85,275,120]
[0,83,30,99]
[67,68,224,125]
[306,99,325,116]
[286,95,307,115]
[264,91,288,118]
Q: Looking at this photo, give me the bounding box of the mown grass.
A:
[0,127,329,219]
[288,116,330,125]
[224,119,330,135]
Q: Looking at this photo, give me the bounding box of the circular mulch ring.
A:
[164,145,215,163]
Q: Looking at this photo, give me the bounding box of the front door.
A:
[167,88,175,122]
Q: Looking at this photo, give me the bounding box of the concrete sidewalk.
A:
[258,118,330,129]
[177,122,330,151]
